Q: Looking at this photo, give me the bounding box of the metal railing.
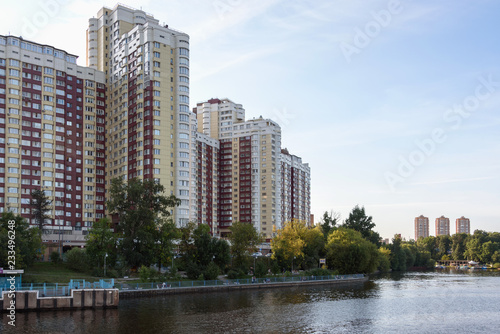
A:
[117,274,365,291]
[0,279,115,297]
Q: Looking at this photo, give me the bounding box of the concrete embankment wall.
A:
[0,289,119,312]
[120,277,368,299]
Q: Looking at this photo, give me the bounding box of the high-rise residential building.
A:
[456,216,470,234]
[414,215,429,240]
[87,4,192,226]
[280,148,311,226]
[0,35,106,248]
[435,215,450,236]
[195,98,288,239]
[192,132,219,235]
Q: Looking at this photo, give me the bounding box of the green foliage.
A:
[320,210,340,237]
[30,189,52,233]
[389,235,406,271]
[378,248,391,272]
[203,262,220,280]
[85,218,117,273]
[255,261,268,277]
[326,228,379,274]
[228,221,263,267]
[227,269,246,279]
[138,265,161,283]
[50,251,61,263]
[342,205,376,242]
[306,268,333,276]
[451,233,468,260]
[492,263,500,269]
[107,177,180,268]
[185,261,202,280]
[0,212,43,269]
[65,248,89,272]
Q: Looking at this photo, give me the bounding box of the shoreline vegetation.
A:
[3,186,500,287]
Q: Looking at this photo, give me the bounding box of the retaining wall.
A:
[119,276,368,299]
[0,289,119,312]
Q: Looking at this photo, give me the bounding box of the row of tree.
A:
[6,177,500,277]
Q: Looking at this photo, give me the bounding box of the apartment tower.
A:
[456,216,470,234]
[414,215,429,240]
[0,35,106,247]
[194,98,283,239]
[435,215,450,236]
[87,4,192,226]
[280,148,311,226]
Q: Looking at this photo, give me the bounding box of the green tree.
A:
[451,233,468,260]
[378,248,391,272]
[228,221,262,268]
[30,189,52,234]
[436,235,452,259]
[155,219,179,270]
[320,211,340,237]
[85,217,117,273]
[106,177,180,267]
[0,212,43,269]
[390,234,406,271]
[65,248,90,272]
[302,225,326,269]
[325,228,379,274]
[343,205,379,245]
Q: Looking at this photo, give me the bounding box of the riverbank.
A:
[119,274,368,299]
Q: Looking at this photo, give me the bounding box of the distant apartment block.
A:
[414,215,429,240]
[0,35,106,247]
[456,216,470,234]
[435,215,450,236]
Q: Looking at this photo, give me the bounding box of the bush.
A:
[203,262,220,280]
[492,263,500,269]
[306,268,332,277]
[138,265,160,282]
[65,248,89,272]
[255,261,268,277]
[50,251,61,263]
[185,261,202,280]
[271,261,281,275]
[227,269,246,279]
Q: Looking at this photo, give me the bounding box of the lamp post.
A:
[292,256,296,275]
[104,253,108,277]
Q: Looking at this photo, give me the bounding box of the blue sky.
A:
[2,0,499,239]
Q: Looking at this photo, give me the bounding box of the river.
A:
[2,270,500,333]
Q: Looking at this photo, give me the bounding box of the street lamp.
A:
[292,256,296,274]
[104,253,108,277]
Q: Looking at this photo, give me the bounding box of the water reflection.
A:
[2,271,500,334]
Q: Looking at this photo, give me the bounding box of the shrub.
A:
[255,261,268,277]
[203,262,220,280]
[50,251,60,263]
[493,263,500,269]
[138,265,160,282]
[306,268,332,277]
[65,248,89,272]
[185,261,202,280]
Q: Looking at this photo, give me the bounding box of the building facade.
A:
[0,35,106,247]
[414,215,429,240]
[435,215,450,236]
[456,216,470,234]
[195,98,304,239]
[87,4,192,226]
[280,148,311,226]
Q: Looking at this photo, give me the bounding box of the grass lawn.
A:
[23,262,100,284]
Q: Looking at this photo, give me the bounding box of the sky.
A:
[2,0,499,240]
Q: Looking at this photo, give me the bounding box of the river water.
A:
[2,270,500,333]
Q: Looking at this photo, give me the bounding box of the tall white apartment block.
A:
[87,4,192,226]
